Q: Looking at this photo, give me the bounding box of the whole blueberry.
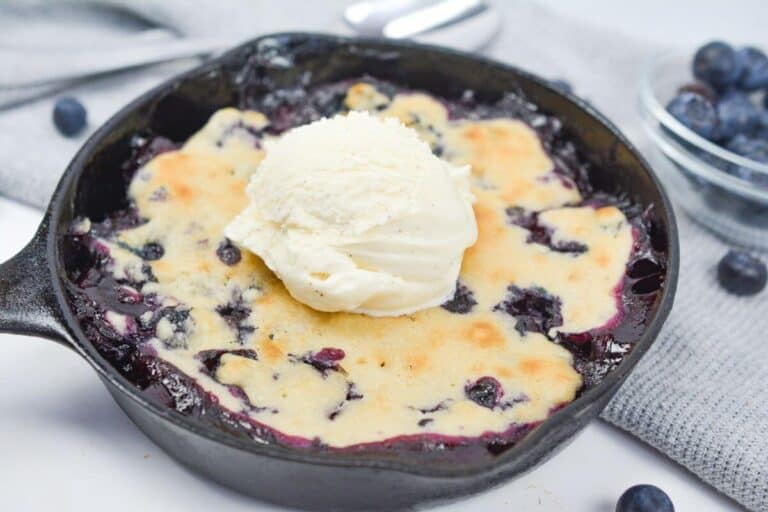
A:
[758,110,768,132]
[139,242,165,261]
[755,128,768,143]
[666,92,718,140]
[716,91,759,140]
[735,46,768,90]
[465,376,503,409]
[53,97,87,136]
[616,485,674,512]
[216,238,242,266]
[726,134,768,163]
[751,172,768,188]
[754,112,768,143]
[725,135,768,184]
[717,250,767,295]
[693,41,740,89]
[689,146,739,177]
[550,79,573,94]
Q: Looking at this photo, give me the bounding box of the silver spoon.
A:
[344,0,500,52]
[344,0,487,39]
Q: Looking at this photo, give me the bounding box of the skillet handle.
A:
[0,218,71,344]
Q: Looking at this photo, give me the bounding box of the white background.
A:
[2,1,764,510]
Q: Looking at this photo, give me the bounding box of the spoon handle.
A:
[345,0,486,38]
[0,37,230,88]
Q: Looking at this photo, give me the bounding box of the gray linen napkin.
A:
[1,1,766,510]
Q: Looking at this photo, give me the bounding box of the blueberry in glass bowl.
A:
[639,47,768,250]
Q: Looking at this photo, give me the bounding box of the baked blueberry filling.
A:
[215,120,265,148]
[215,294,255,344]
[62,76,666,461]
[441,282,478,314]
[291,347,346,376]
[412,400,452,414]
[328,383,364,421]
[124,135,177,175]
[465,377,503,409]
[139,242,165,261]
[494,286,563,337]
[197,348,259,375]
[506,207,588,254]
[216,238,242,266]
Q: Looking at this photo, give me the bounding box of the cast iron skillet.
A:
[0,33,678,510]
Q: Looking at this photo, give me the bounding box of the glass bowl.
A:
[639,50,768,250]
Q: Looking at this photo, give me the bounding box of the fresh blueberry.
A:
[53,97,87,136]
[693,41,740,89]
[753,125,768,157]
[666,92,718,140]
[677,82,717,103]
[616,485,674,512]
[465,376,503,409]
[716,91,759,140]
[689,147,733,174]
[550,79,572,94]
[717,250,767,295]
[139,242,164,261]
[735,46,768,90]
[216,238,242,266]
[754,110,768,143]
[726,134,768,163]
[758,110,768,134]
[752,172,768,189]
[725,135,768,185]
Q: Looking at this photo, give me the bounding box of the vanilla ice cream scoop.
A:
[225,111,477,316]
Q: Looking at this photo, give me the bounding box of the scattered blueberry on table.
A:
[53,96,87,137]
[615,484,675,512]
[717,250,767,296]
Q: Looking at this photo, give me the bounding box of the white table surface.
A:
[2,1,763,510]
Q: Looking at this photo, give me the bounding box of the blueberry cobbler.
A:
[64,78,666,458]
